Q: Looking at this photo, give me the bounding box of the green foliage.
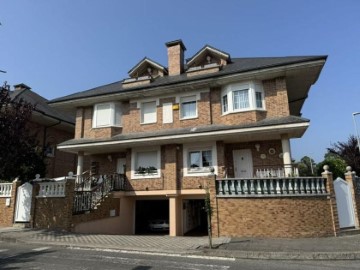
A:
[297,156,316,176]
[326,135,359,176]
[135,166,157,175]
[316,154,347,179]
[0,87,46,182]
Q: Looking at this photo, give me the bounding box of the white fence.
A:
[216,177,328,197]
[0,183,12,197]
[255,168,299,178]
[37,181,66,197]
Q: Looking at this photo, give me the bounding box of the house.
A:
[48,40,332,238]
[10,83,76,178]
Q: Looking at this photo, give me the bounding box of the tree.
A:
[327,135,360,176]
[0,85,46,182]
[316,153,347,179]
[297,156,316,176]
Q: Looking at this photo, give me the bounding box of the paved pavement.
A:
[1,227,360,260]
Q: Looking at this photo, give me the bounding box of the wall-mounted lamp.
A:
[255,143,260,152]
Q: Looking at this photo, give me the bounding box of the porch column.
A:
[169,196,181,236]
[281,134,292,177]
[76,151,84,183]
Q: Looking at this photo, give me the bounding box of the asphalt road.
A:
[1,241,360,270]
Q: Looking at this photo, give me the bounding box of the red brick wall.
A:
[263,77,290,117]
[214,197,334,238]
[32,180,75,230]
[77,77,291,139]
[0,181,20,227]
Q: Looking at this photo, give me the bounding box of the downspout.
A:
[209,89,213,125]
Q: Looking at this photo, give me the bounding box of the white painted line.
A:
[32,247,51,251]
[0,249,8,252]
[67,246,235,261]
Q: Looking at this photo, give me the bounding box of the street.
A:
[0,241,360,270]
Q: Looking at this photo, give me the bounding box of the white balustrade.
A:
[0,183,12,197]
[38,181,66,197]
[216,177,328,197]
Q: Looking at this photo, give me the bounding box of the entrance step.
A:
[13,222,31,228]
[338,227,360,236]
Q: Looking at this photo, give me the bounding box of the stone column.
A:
[281,134,292,177]
[322,165,339,236]
[76,151,84,183]
[345,166,360,228]
[207,175,219,237]
[169,196,181,236]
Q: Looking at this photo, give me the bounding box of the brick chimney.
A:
[166,40,186,76]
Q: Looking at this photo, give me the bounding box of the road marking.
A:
[32,247,51,251]
[0,249,8,252]
[68,246,235,261]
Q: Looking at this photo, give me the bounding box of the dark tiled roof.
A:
[10,89,75,124]
[58,116,308,146]
[49,55,327,104]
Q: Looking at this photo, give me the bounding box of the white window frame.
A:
[221,81,265,114]
[140,101,157,124]
[180,95,197,119]
[92,102,122,128]
[131,147,161,179]
[183,143,217,176]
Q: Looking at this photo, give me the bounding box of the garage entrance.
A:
[183,199,207,236]
[135,199,169,235]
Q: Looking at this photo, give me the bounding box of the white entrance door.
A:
[233,149,253,178]
[334,177,355,228]
[117,158,126,174]
[15,182,33,222]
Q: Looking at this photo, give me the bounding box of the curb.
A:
[2,234,360,261]
[201,249,360,260]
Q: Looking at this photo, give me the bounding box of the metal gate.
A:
[334,177,355,228]
[14,182,33,222]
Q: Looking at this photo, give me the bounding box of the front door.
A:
[116,158,126,174]
[233,149,253,178]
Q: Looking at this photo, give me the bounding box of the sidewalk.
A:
[1,227,360,260]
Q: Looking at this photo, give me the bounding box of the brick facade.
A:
[29,121,76,178]
[0,181,21,227]
[76,77,289,140]
[48,42,330,238]
[214,197,334,238]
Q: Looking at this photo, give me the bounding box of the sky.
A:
[1,0,360,163]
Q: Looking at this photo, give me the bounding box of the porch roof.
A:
[57,116,309,154]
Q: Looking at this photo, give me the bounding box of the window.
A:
[141,101,157,124]
[183,143,217,176]
[189,150,212,171]
[233,89,249,110]
[93,103,122,128]
[222,95,228,113]
[132,147,161,178]
[255,91,263,109]
[180,95,197,119]
[221,81,265,114]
